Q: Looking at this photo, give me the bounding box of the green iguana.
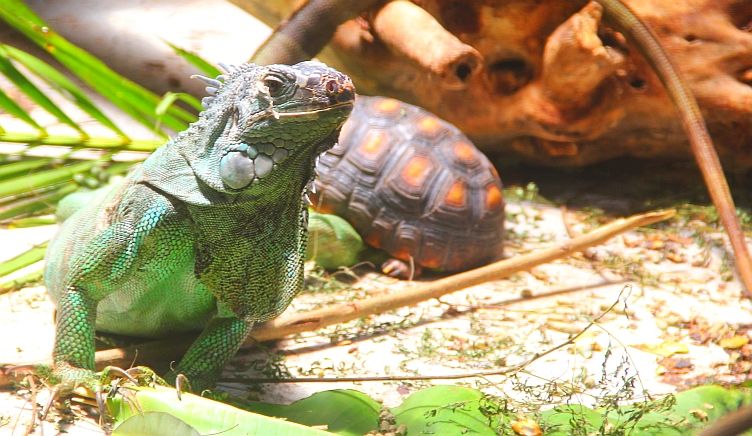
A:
[43,61,355,392]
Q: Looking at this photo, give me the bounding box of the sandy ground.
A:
[2,177,752,434]
[1,2,751,434]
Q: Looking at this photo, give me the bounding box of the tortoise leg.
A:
[381,258,423,280]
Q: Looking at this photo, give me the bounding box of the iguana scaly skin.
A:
[44,61,355,391]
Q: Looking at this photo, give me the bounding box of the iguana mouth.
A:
[219,102,354,190]
[277,101,354,118]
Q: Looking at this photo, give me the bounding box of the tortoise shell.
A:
[312,95,505,275]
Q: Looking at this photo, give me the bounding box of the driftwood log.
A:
[233,0,752,167]
[16,1,750,166]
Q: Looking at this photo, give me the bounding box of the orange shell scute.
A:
[485,184,504,211]
[373,97,401,114]
[453,141,478,164]
[359,131,386,156]
[444,180,467,207]
[417,116,442,135]
[400,155,434,188]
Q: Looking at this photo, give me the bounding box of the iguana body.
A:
[44,61,355,390]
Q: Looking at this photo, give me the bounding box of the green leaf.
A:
[238,389,380,436]
[540,404,606,435]
[0,0,193,135]
[0,45,84,134]
[537,385,752,435]
[114,412,200,436]
[155,92,201,130]
[107,386,333,436]
[0,87,44,132]
[0,160,101,199]
[391,386,498,435]
[0,268,42,295]
[166,42,221,77]
[607,385,752,435]
[5,216,56,227]
[307,211,364,269]
[0,132,161,151]
[0,242,46,278]
[0,158,52,180]
[2,44,127,138]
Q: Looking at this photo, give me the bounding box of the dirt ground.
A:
[2,158,752,435]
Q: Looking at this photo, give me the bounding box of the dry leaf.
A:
[511,418,542,436]
[634,340,689,357]
[719,335,749,349]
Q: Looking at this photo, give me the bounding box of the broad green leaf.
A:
[307,211,364,269]
[538,385,752,435]
[0,87,44,132]
[238,389,380,436]
[540,404,606,435]
[166,42,221,77]
[608,385,752,435]
[107,385,333,436]
[2,44,127,138]
[391,386,498,435]
[114,412,200,436]
[0,46,83,134]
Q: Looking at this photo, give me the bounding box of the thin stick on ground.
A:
[220,285,631,385]
[78,208,675,371]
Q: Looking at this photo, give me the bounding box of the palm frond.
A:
[0,2,224,286]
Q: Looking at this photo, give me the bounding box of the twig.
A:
[23,375,39,436]
[246,209,673,343]
[87,208,674,370]
[1,209,674,384]
[220,285,630,385]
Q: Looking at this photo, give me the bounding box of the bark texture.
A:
[233,0,752,167]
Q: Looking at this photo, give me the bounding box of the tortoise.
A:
[311,95,505,279]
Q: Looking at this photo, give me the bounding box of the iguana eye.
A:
[264,75,286,97]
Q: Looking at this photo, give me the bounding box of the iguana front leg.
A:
[47,184,194,390]
[53,285,97,385]
[168,316,254,392]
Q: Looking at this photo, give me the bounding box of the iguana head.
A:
[184,61,355,194]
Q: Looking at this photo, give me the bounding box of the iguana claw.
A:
[174,373,191,400]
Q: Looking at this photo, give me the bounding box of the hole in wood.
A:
[487,58,532,95]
